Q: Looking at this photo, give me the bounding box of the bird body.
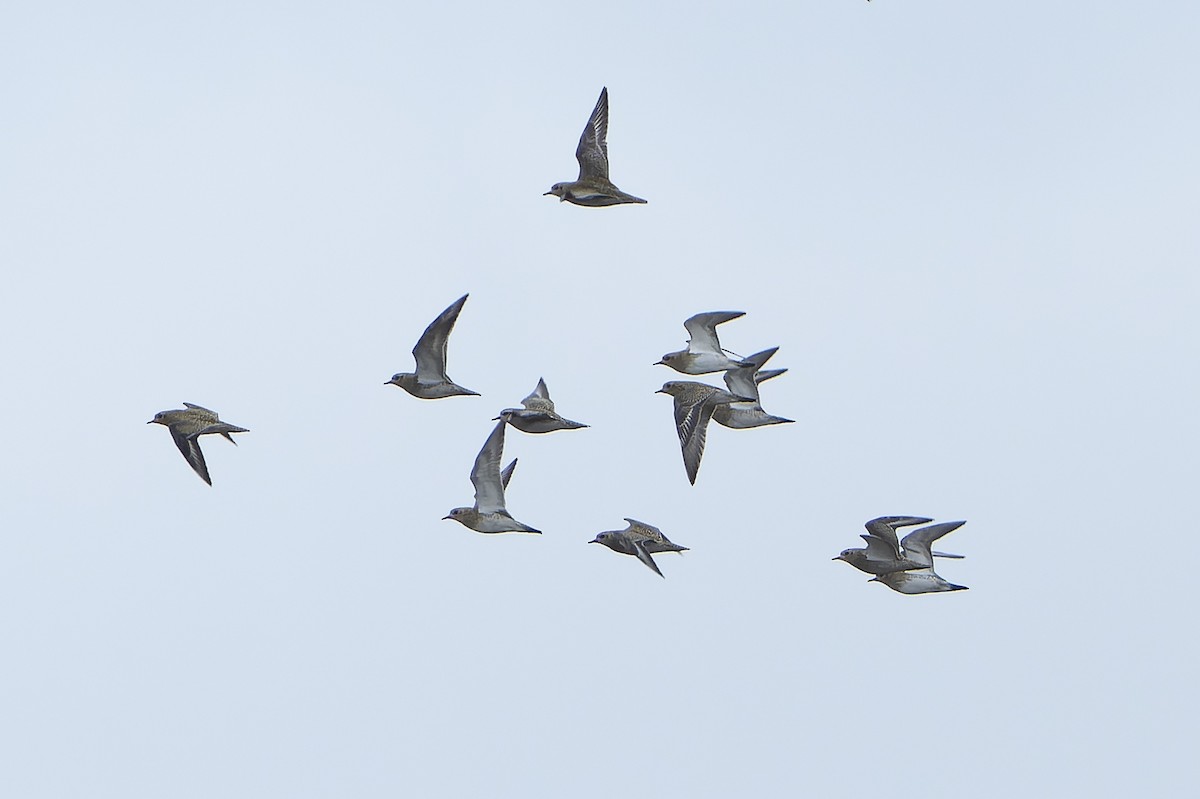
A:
[871,570,968,594]
[835,517,966,576]
[712,347,795,429]
[657,311,755,375]
[387,294,479,399]
[834,516,970,593]
[657,380,749,484]
[590,518,689,577]
[444,420,540,534]
[545,87,646,207]
[495,378,588,433]
[147,402,248,485]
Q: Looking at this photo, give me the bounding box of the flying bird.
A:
[386,294,480,399]
[712,347,795,429]
[494,378,588,433]
[656,381,749,484]
[545,87,647,207]
[589,518,689,578]
[836,517,970,594]
[834,517,966,576]
[867,519,968,594]
[147,402,249,485]
[657,311,755,375]
[837,516,965,572]
[444,420,541,534]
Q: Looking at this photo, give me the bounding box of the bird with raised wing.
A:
[712,347,795,429]
[545,87,646,207]
[656,381,749,484]
[590,518,689,578]
[495,378,588,434]
[147,402,249,485]
[854,519,970,594]
[386,294,480,399]
[443,420,540,534]
[657,311,755,375]
[834,516,966,575]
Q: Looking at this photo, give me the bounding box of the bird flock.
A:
[148,87,969,592]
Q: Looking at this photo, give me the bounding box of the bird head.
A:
[443,507,473,524]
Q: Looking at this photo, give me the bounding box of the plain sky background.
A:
[2,1,1197,796]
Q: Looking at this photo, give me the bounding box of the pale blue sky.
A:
[1,2,1197,796]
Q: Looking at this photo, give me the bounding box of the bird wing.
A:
[632,539,665,578]
[722,364,762,406]
[470,420,508,514]
[500,458,517,491]
[900,521,967,568]
[575,87,610,182]
[521,378,555,412]
[864,516,932,555]
[622,518,665,541]
[181,402,219,422]
[170,426,211,485]
[684,311,744,356]
[859,534,901,562]
[413,294,468,383]
[192,422,249,439]
[754,368,787,384]
[675,388,737,485]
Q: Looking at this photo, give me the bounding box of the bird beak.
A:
[654,388,667,394]
[653,360,665,366]
[492,416,501,421]
[588,538,600,544]
[543,191,554,196]
[441,515,452,521]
